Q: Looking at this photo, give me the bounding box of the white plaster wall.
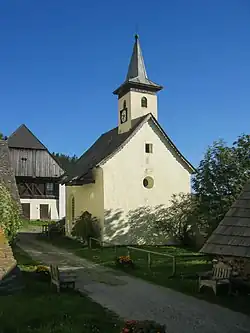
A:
[20,198,59,220]
[118,90,158,124]
[101,119,191,244]
[59,184,66,219]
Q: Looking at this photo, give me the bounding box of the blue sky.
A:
[0,0,249,167]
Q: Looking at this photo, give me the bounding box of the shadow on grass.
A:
[39,235,250,317]
[1,245,122,333]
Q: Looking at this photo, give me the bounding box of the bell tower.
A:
[113,35,163,134]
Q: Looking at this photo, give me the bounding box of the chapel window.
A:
[141,97,148,108]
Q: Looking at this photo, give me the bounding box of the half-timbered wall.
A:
[16,177,59,199]
[9,148,64,178]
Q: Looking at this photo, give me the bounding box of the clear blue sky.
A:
[1,0,249,167]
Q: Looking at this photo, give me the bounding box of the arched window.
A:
[71,196,75,221]
[123,100,126,109]
[141,97,147,108]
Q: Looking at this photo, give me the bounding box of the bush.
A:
[71,211,100,246]
[0,182,21,242]
[35,265,50,281]
[48,219,66,238]
[121,320,166,333]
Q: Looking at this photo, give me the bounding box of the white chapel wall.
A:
[101,119,191,245]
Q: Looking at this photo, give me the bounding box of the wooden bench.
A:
[50,265,77,293]
[198,262,232,295]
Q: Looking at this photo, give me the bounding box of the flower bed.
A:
[121,320,166,333]
[35,265,50,281]
[115,256,134,269]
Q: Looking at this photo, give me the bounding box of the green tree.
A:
[157,134,250,245]
[52,152,78,174]
[155,193,206,246]
[0,183,21,242]
[193,134,250,233]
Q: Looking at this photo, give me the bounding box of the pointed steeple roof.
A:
[113,35,162,95]
[8,124,47,150]
[126,34,148,82]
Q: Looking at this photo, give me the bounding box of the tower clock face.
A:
[120,108,128,124]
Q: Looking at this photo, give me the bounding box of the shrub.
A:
[71,211,100,246]
[48,219,66,238]
[35,265,50,281]
[0,182,21,242]
[121,320,166,333]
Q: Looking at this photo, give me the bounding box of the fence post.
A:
[89,237,92,249]
[127,247,130,257]
[172,256,176,276]
[148,252,151,270]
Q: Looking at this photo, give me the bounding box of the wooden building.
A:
[8,125,65,220]
[200,182,250,278]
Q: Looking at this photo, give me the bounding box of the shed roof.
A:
[200,182,250,258]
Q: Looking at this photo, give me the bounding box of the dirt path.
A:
[17,232,250,333]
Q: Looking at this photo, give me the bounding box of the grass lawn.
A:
[0,246,122,333]
[40,236,250,316]
[21,219,55,229]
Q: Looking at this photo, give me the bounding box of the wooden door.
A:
[21,203,30,220]
[40,204,50,220]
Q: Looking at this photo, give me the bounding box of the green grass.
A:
[40,236,250,316]
[0,246,122,333]
[21,219,55,229]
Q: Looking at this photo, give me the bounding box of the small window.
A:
[143,176,154,189]
[46,183,54,195]
[145,143,153,153]
[141,96,147,108]
[123,100,126,109]
[71,196,75,221]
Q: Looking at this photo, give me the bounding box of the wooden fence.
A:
[89,238,210,277]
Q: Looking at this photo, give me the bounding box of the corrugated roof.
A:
[200,182,250,258]
[0,140,21,206]
[8,124,47,150]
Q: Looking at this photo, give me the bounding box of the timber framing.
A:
[16,177,59,199]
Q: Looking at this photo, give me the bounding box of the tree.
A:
[51,152,78,174]
[155,193,206,246]
[0,183,21,242]
[193,134,250,233]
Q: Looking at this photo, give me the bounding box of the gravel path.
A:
[17,233,250,333]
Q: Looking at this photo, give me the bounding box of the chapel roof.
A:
[65,114,195,185]
[200,181,250,258]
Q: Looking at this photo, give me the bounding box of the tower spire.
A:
[113,34,162,96]
[126,34,148,83]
